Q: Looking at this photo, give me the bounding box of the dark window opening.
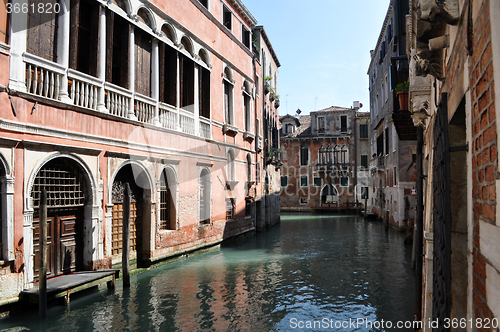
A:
[180,54,195,111]
[314,177,322,187]
[340,115,347,133]
[361,155,368,168]
[359,123,368,139]
[135,29,152,97]
[223,6,231,30]
[106,11,129,88]
[341,177,348,187]
[224,80,233,124]
[245,197,252,217]
[377,133,384,156]
[281,176,288,187]
[385,127,389,155]
[70,0,99,76]
[199,66,211,118]
[300,146,308,166]
[244,93,251,131]
[199,0,208,8]
[242,27,250,48]
[300,176,308,187]
[159,43,177,106]
[318,117,325,133]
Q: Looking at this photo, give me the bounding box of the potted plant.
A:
[264,76,272,95]
[269,87,275,102]
[395,81,409,110]
[274,94,280,108]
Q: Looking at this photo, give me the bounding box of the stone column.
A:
[194,63,200,135]
[128,24,137,120]
[57,0,72,103]
[8,0,28,92]
[151,38,160,126]
[97,5,107,112]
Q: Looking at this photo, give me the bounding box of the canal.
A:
[0,214,415,331]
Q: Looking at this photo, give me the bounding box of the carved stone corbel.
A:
[414,50,445,81]
[418,0,459,25]
[411,95,431,127]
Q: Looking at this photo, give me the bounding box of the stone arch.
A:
[161,22,177,44]
[180,35,194,56]
[109,160,153,266]
[321,183,338,204]
[223,65,233,82]
[0,153,14,262]
[136,6,156,31]
[112,0,131,15]
[26,154,97,279]
[198,48,210,67]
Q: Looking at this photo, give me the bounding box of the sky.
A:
[241,0,391,116]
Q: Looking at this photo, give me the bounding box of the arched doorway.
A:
[321,184,338,205]
[199,168,211,224]
[31,158,88,278]
[111,164,149,263]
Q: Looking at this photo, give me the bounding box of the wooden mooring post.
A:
[39,188,47,318]
[122,183,131,288]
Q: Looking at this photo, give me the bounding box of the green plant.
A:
[269,87,275,93]
[394,81,410,93]
[275,94,280,99]
[264,76,272,82]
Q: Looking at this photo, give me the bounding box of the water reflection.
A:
[0,214,415,332]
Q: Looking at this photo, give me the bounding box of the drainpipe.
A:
[353,110,358,206]
[414,125,423,324]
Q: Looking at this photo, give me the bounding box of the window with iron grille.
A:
[340,177,348,187]
[159,170,175,230]
[226,198,235,220]
[32,159,85,208]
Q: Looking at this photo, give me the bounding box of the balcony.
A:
[370,156,385,172]
[20,52,213,140]
[316,162,350,172]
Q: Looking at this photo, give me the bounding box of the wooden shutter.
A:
[134,29,152,96]
[27,0,57,62]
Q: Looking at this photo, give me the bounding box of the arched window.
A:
[223,66,234,125]
[246,154,252,183]
[321,184,338,204]
[243,81,252,132]
[199,169,211,224]
[319,145,326,165]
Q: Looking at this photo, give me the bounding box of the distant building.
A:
[367,0,417,228]
[280,104,370,211]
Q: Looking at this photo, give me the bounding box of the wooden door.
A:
[33,208,83,279]
[111,202,142,256]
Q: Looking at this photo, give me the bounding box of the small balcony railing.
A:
[179,110,195,135]
[68,68,102,110]
[200,117,211,139]
[24,52,65,100]
[134,93,156,125]
[104,82,132,119]
[159,102,177,130]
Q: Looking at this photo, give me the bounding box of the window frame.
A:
[222,5,232,31]
[300,175,308,187]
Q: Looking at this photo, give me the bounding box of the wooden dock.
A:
[21,269,120,305]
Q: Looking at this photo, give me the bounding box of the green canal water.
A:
[0,214,415,331]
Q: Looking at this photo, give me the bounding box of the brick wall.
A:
[470,0,496,324]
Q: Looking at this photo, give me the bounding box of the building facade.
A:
[0,0,280,303]
[252,26,281,231]
[408,0,500,328]
[367,0,417,229]
[280,105,369,211]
